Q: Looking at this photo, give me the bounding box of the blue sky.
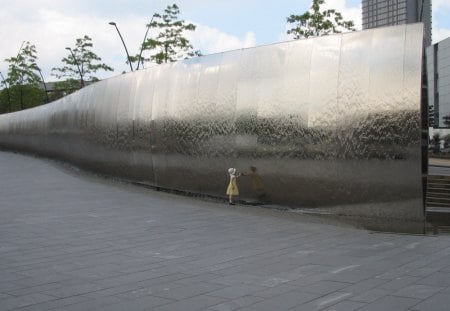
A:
[0,0,449,80]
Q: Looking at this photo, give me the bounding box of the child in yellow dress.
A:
[226,168,240,205]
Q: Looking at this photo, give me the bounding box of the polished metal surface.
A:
[0,24,425,220]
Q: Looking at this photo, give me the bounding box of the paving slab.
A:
[1,150,450,311]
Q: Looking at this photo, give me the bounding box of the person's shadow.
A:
[243,166,267,203]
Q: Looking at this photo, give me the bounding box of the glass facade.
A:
[427,38,450,128]
[362,0,431,47]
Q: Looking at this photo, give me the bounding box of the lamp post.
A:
[109,22,134,72]
[37,68,50,103]
[0,71,11,112]
[15,41,26,110]
[65,47,84,88]
[136,14,157,70]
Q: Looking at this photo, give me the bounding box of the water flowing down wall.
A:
[0,24,425,221]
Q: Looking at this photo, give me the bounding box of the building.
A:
[362,0,432,47]
[427,37,450,128]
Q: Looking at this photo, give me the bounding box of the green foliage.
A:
[0,84,46,113]
[5,42,41,87]
[52,35,113,92]
[443,114,450,127]
[2,41,45,112]
[140,4,201,65]
[287,0,355,39]
[48,79,83,102]
[432,133,441,143]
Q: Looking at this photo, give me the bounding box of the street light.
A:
[109,22,134,72]
[65,47,84,88]
[136,14,158,70]
[15,41,26,110]
[36,68,50,103]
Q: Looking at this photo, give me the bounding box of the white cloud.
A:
[0,2,258,81]
[0,6,148,80]
[433,27,450,44]
[435,0,450,10]
[187,23,256,54]
[433,0,450,43]
[321,0,362,30]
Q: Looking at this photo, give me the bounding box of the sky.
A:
[1,0,449,81]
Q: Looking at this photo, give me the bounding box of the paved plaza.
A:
[1,151,450,311]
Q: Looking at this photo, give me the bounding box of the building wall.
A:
[362,0,431,46]
[0,25,425,221]
[427,37,450,127]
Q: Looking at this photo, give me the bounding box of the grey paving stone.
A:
[323,300,366,311]
[41,282,108,298]
[0,293,14,300]
[206,295,265,311]
[242,291,318,311]
[299,280,351,295]
[52,296,124,311]
[2,151,450,311]
[6,282,62,297]
[407,266,444,278]
[356,295,421,311]
[418,271,450,287]
[392,284,444,299]
[208,284,267,299]
[325,268,380,283]
[0,293,56,311]
[81,283,153,299]
[378,275,421,290]
[252,284,300,298]
[210,273,265,286]
[9,295,91,311]
[341,277,388,294]
[93,295,173,311]
[350,288,391,303]
[152,294,226,311]
[174,272,222,285]
[153,282,225,300]
[411,292,450,311]
[289,291,353,311]
[287,272,330,287]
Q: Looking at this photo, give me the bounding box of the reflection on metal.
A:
[0,24,424,221]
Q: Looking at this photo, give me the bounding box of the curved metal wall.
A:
[0,24,424,220]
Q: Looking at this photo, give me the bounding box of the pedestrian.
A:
[226,168,240,205]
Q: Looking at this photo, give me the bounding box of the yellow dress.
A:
[226,176,239,195]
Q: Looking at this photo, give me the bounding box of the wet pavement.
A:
[1,150,450,311]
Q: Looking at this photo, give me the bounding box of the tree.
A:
[52,35,113,92]
[443,113,450,128]
[3,41,45,111]
[139,4,201,65]
[287,0,356,39]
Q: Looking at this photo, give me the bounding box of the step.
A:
[427,179,450,185]
[426,202,450,208]
[427,194,450,200]
[428,179,450,184]
[426,199,450,206]
[427,181,450,186]
[427,185,450,191]
[426,198,450,206]
[428,175,450,179]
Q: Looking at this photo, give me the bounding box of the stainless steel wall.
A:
[0,24,425,221]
